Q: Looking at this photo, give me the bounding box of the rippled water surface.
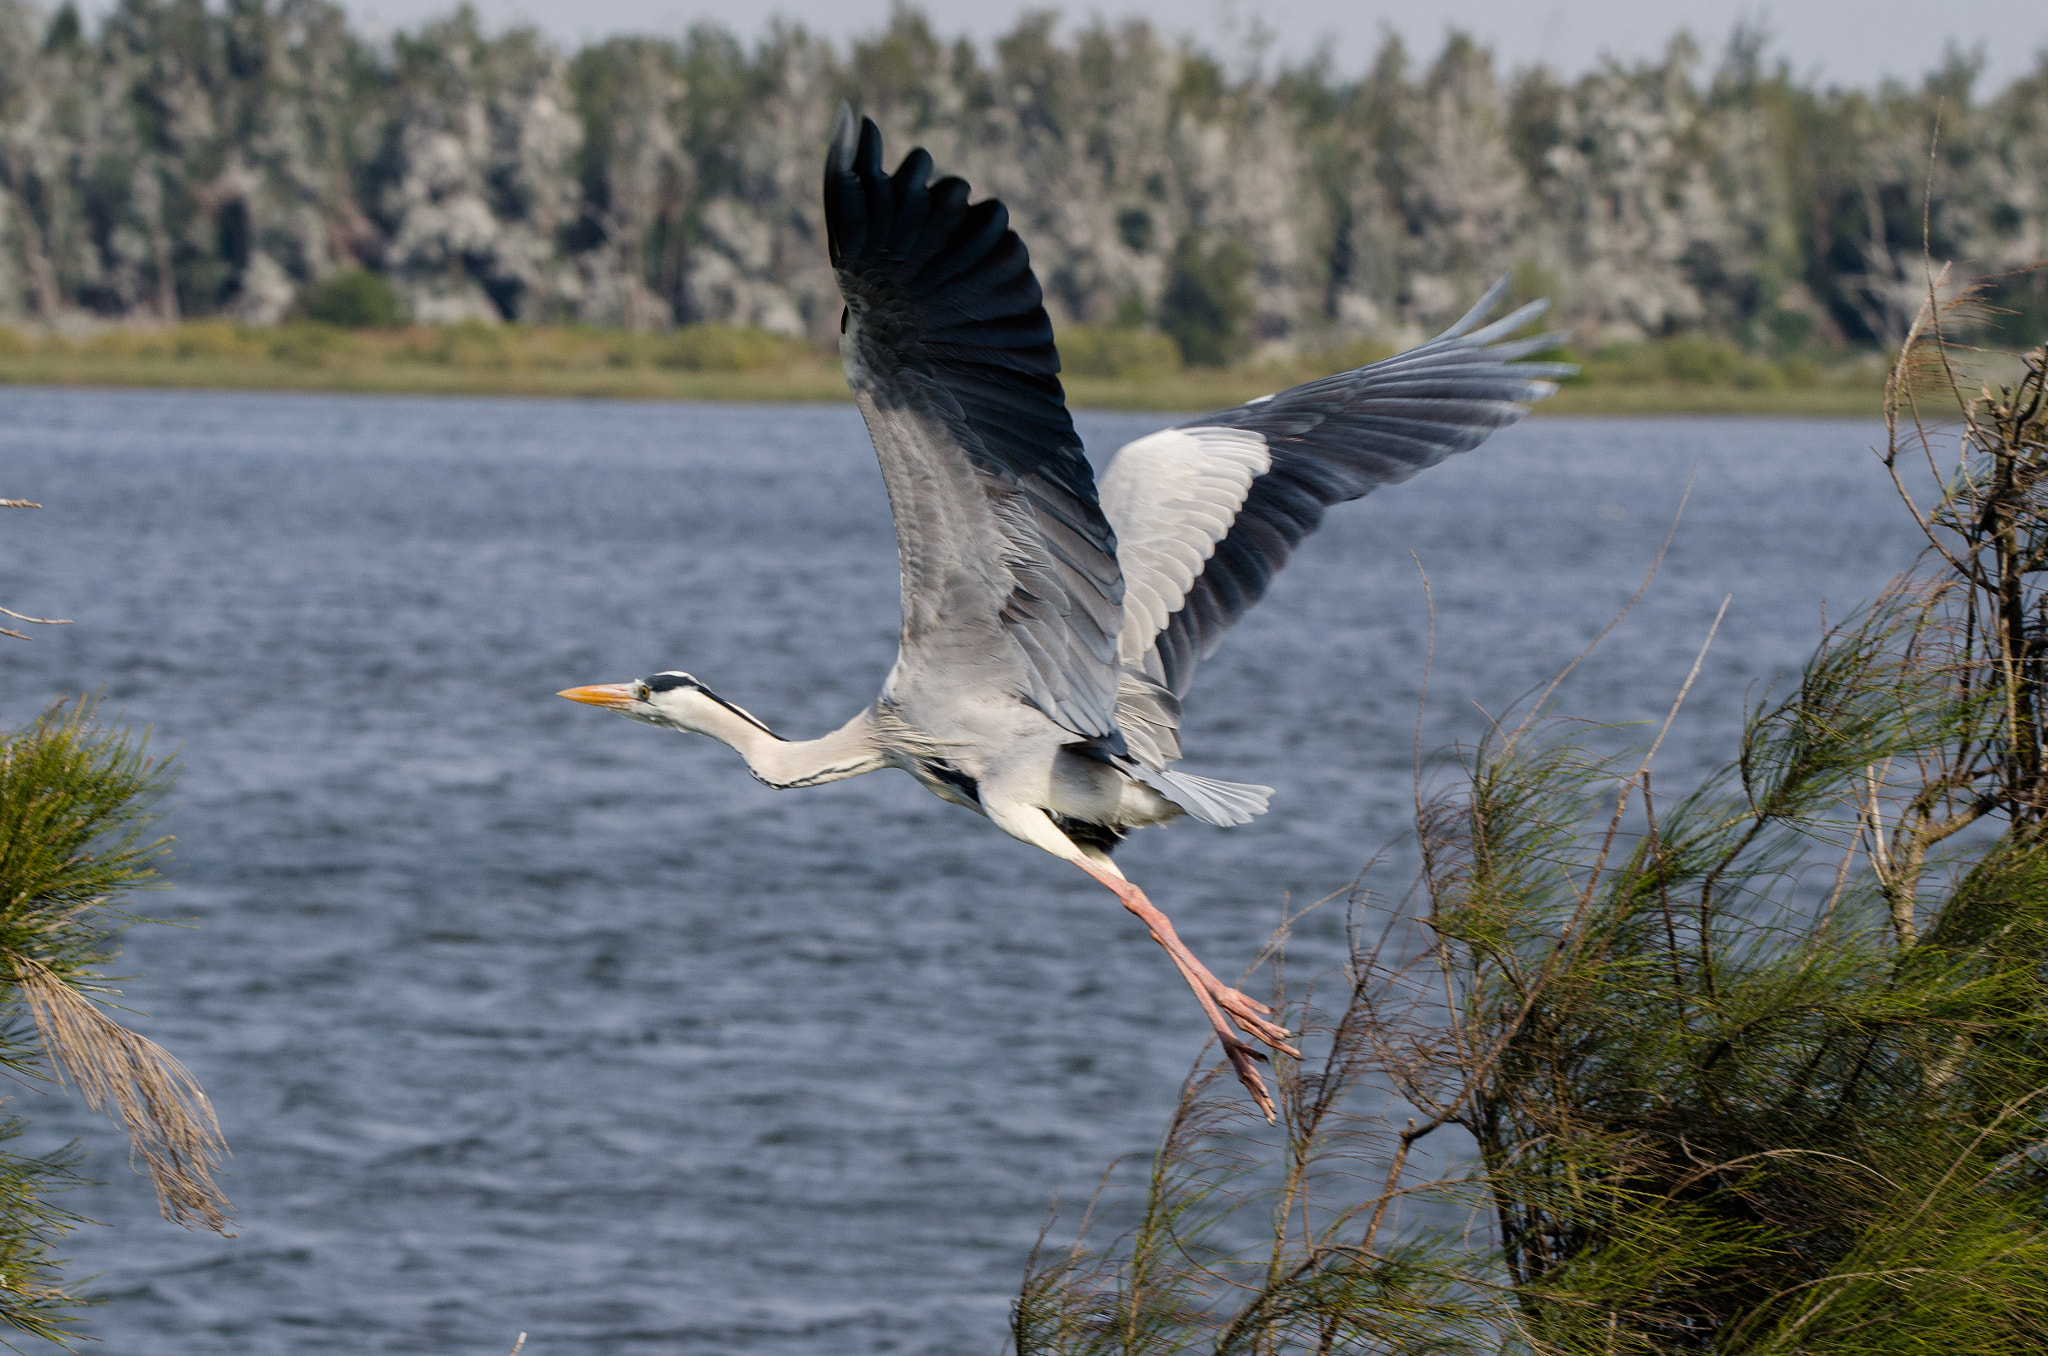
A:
[0,390,1913,1353]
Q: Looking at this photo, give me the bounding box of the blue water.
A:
[0,389,1914,1353]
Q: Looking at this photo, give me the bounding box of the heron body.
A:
[562,107,1570,1117]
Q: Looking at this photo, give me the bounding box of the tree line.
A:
[0,0,2044,361]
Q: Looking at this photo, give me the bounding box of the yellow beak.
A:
[558,682,638,710]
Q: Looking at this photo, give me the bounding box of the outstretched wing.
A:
[1100,277,1572,704]
[824,107,1123,741]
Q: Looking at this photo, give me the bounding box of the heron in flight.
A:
[562,107,1568,1118]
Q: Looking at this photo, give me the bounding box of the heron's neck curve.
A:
[685,698,884,790]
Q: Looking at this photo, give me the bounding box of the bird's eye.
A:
[635,684,651,700]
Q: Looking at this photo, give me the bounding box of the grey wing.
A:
[824,108,1123,742]
[1101,276,1572,707]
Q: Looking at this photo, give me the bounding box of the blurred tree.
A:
[299,268,407,326]
[1159,231,1251,367]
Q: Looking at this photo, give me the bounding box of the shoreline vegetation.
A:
[2,0,2046,387]
[0,320,1890,416]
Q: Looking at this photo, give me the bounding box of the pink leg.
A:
[1074,858,1299,1122]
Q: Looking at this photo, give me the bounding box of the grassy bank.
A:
[0,321,1888,416]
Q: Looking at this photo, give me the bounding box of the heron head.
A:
[558,671,713,731]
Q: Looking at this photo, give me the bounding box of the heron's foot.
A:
[1212,987,1299,1058]
[1070,857,1300,1114]
[1222,1033,1277,1122]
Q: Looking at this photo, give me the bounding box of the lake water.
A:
[0,389,1916,1353]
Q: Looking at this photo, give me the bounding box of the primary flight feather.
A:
[560,106,1571,1118]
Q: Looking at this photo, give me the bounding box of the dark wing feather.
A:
[1102,276,1573,700]
[825,107,1123,740]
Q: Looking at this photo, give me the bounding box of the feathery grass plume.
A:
[11,960,228,1233]
[1018,275,2048,1353]
[0,698,231,1342]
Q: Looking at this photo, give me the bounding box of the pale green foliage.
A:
[0,703,172,989]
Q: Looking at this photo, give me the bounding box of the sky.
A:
[304,0,2048,91]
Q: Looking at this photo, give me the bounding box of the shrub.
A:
[1762,306,1816,354]
[1658,332,1759,384]
[1160,232,1253,368]
[75,330,166,361]
[172,322,260,362]
[1983,269,2048,349]
[1059,326,1183,381]
[653,324,807,372]
[408,319,515,369]
[266,322,344,367]
[1586,335,1820,390]
[299,270,408,329]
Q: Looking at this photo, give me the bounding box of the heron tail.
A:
[1140,768,1274,827]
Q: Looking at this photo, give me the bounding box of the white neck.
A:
[679,697,884,790]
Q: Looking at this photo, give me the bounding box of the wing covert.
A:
[824,107,1123,741]
[1097,425,1271,682]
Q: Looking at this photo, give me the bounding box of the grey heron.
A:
[561,107,1569,1118]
